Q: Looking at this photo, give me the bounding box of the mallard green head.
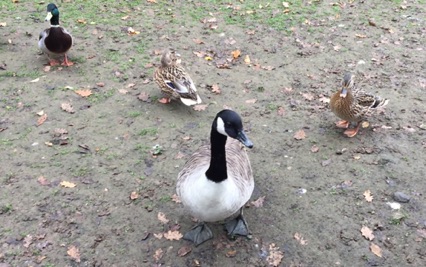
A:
[45,3,60,26]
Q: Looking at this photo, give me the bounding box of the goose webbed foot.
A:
[225,208,251,239]
[183,222,213,246]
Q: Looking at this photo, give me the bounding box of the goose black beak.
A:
[237,130,253,148]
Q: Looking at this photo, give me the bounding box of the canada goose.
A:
[330,73,389,137]
[177,109,254,246]
[38,3,73,66]
[153,50,202,106]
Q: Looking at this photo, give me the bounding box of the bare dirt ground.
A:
[1,1,425,266]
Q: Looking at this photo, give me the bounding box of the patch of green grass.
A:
[88,89,115,103]
[1,204,13,214]
[138,127,158,136]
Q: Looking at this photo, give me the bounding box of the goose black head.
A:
[214,110,253,148]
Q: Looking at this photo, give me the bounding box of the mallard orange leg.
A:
[61,54,74,66]
[344,122,361,138]
[158,97,171,104]
[335,120,350,129]
[48,58,60,66]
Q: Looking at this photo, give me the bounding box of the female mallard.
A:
[154,50,202,106]
[330,73,389,137]
[38,3,73,66]
[177,110,254,246]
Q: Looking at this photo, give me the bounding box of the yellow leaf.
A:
[244,55,251,64]
[75,89,92,97]
[231,49,241,59]
[370,243,382,257]
[60,181,76,188]
[204,56,213,61]
[361,121,370,128]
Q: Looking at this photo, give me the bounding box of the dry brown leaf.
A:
[60,181,76,188]
[277,106,285,116]
[193,104,208,111]
[153,248,163,262]
[311,145,319,153]
[193,38,204,44]
[266,243,284,266]
[61,102,75,114]
[211,84,221,94]
[153,233,163,239]
[164,230,183,240]
[231,50,241,59]
[302,92,314,101]
[370,243,382,257]
[77,19,86,24]
[251,196,265,208]
[127,27,140,35]
[43,65,51,72]
[118,89,128,94]
[294,129,306,140]
[37,113,47,126]
[363,190,373,202]
[37,176,50,186]
[121,15,129,20]
[23,235,33,248]
[75,89,92,97]
[294,232,308,245]
[157,212,169,224]
[361,226,375,241]
[130,191,139,200]
[171,194,182,203]
[225,250,237,258]
[177,246,192,257]
[245,99,257,104]
[147,0,157,3]
[137,92,150,102]
[67,245,81,262]
[96,82,105,87]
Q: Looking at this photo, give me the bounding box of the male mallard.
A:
[38,3,73,66]
[177,110,254,246]
[154,50,202,106]
[330,73,389,137]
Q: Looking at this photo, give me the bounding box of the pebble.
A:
[393,192,410,203]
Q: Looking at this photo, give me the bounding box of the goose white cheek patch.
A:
[216,117,228,136]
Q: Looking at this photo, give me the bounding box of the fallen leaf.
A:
[153,248,163,262]
[245,99,257,104]
[23,235,33,248]
[164,230,183,240]
[361,121,370,128]
[193,38,204,44]
[361,226,375,241]
[121,15,129,20]
[251,196,265,208]
[130,191,139,200]
[355,34,367,38]
[157,212,169,224]
[37,113,47,126]
[311,145,319,153]
[118,89,128,94]
[302,92,314,101]
[319,96,330,103]
[363,190,373,202]
[294,129,306,140]
[60,181,76,188]
[37,176,50,186]
[137,92,150,102]
[61,102,75,114]
[127,83,136,88]
[225,250,237,258]
[0,22,6,27]
[177,246,192,257]
[67,245,81,262]
[294,232,308,245]
[193,104,208,111]
[36,110,44,116]
[77,19,86,24]
[211,84,221,94]
[386,202,401,210]
[153,233,163,239]
[127,27,140,35]
[277,106,285,116]
[75,89,92,97]
[45,141,53,147]
[244,55,251,64]
[231,49,241,59]
[30,78,40,83]
[96,82,105,87]
[147,0,157,3]
[266,243,284,266]
[370,243,382,257]
[171,194,182,203]
[43,65,51,72]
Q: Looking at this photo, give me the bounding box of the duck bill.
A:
[340,87,348,98]
[237,130,253,148]
[45,12,53,21]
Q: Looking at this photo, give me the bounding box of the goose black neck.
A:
[50,15,60,26]
[205,128,228,183]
